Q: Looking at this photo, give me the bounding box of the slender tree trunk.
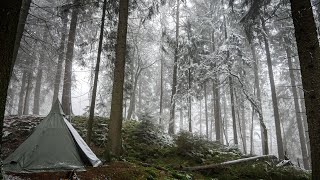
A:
[199,99,202,136]
[251,43,268,155]
[186,21,192,134]
[23,69,33,115]
[179,108,183,131]
[261,18,284,159]
[283,37,310,169]
[204,82,209,139]
[169,0,180,135]
[223,91,229,145]
[299,88,311,164]
[159,30,164,124]
[127,71,140,120]
[241,99,247,154]
[33,29,48,115]
[18,70,27,115]
[250,104,254,155]
[235,90,245,152]
[0,0,22,160]
[62,0,80,115]
[188,75,192,134]
[52,9,69,104]
[229,74,238,145]
[11,0,31,73]
[223,13,238,146]
[108,0,129,158]
[86,0,107,145]
[210,30,222,143]
[138,79,142,113]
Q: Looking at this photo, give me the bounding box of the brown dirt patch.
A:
[6,161,149,180]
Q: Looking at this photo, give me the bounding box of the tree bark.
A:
[179,108,183,131]
[199,99,202,135]
[127,70,140,120]
[86,0,107,145]
[298,86,311,164]
[235,90,245,153]
[229,74,238,145]
[159,21,164,124]
[290,0,320,175]
[169,0,180,135]
[33,29,48,115]
[108,0,129,158]
[23,68,33,115]
[250,103,255,155]
[261,18,284,159]
[204,82,209,139]
[18,70,27,115]
[223,91,229,146]
[210,30,222,143]
[62,0,80,115]
[283,37,310,169]
[11,0,31,73]
[0,0,22,160]
[52,9,69,104]
[223,13,238,146]
[251,43,268,155]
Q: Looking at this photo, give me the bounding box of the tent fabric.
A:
[3,100,102,173]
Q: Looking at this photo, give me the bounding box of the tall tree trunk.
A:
[298,87,311,164]
[188,75,192,134]
[250,103,255,155]
[86,0,107,145]
[138,79,142,113]
[241,99,247,154]
[211,30,222,143]
[229,73,238,145]
[179,108,183,131]
[224,13,238,146]
[186,21,192,135]
[251,43,268,155]
[159,28,164,124]
[283,37,310,169]
[18,70,27,115]
[261,18,284,159]
[223,91,229,145]
[11,0,31,73]
[33,29,48,115]
[169,0,180,135]
[62,0,80,115]
[108,0,129,158]
[23,70,33,115]
[199,99,202,136]
[204,82,209,139]
[0,0,22,160]
[235,90,245,152]
[52,9,69,104]
[127,70,140,120]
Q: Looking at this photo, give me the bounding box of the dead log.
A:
[182,155,278,171]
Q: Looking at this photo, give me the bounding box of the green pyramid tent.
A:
[3,100,102,173]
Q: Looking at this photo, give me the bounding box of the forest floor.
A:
[2,115,311,180]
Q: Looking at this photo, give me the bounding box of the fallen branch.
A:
[182,155,278,171]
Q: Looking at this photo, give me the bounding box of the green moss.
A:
[70,116,311,180]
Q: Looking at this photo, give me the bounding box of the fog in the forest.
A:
[3,0,320,177]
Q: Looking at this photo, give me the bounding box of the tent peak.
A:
[50,99,65,115]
